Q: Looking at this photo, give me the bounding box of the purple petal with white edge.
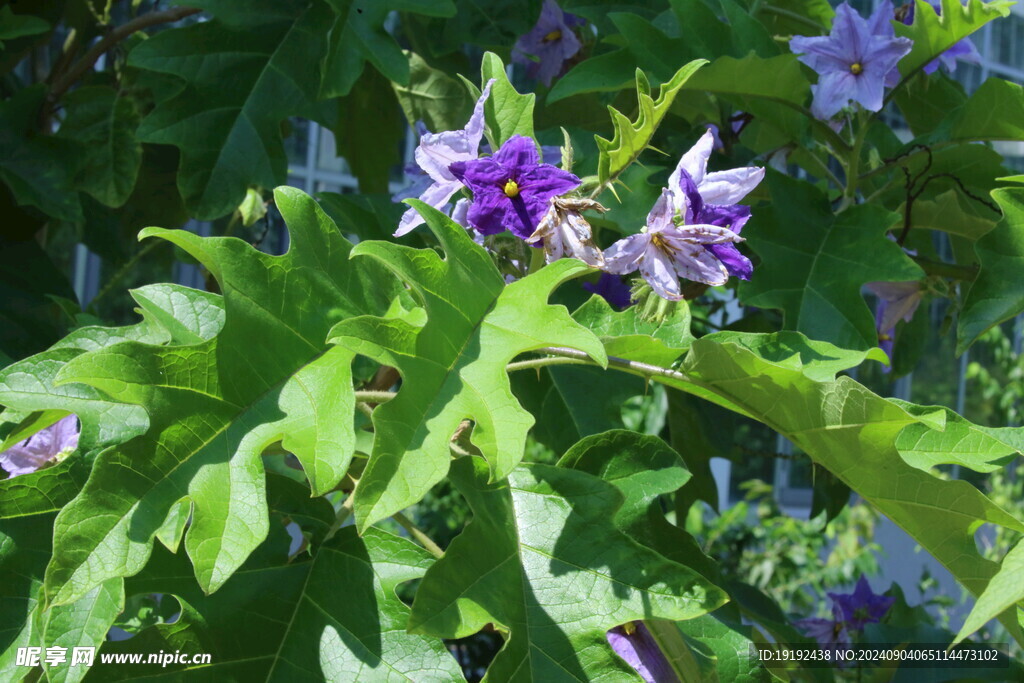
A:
[451,198,471,229]
[394,180,462,236]
[810,70,858,120]
[667,241,730,286]
[699,166,765,205]
[0,415,80,477]
[464,79,494,151]
[492,134,539,170]
[640,245,684,300]
[669,129,715,198]
[413,80,493,184]
[645,189,677,234]
[707,243,754,280]
[604,233,650,274]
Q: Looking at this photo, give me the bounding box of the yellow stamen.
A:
[850,62,863,75]
[623,622,637,635]
[543,29,562,42]
[504,179,520,198]
[651,232,675,253]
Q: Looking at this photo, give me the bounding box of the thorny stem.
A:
[47,6,201,107]
[393,512,445,559]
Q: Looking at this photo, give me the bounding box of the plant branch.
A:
[509,346,692,385]
[324,483,357,543]
[353,390,396,404]
[47,6,201,106]
[393,512,445,559]
[910,255,978,281]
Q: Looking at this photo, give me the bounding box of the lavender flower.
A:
[900,0,980,74]
[795,605,853,656]
[607,622,678,682]
[0,415,80,477]
[526,196,606,266]
[603,189,743,300]
[512,0,585,87]
[583,273,633,310]
[829,576,895,629]
[394,81,494,237]
[789,2,913,120]
[865,280,923,369]
[668,129,765,280]
[449,135,580,239]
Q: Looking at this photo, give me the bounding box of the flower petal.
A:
[465,188,512,235]
[604,233,650,274]
[707,243,753,280]
[666,242,730,286]
[492,134,539,170]
[645,189,677,234]
[810,70,858,120]
[700,167,765,205]
[640,245,683,300]
[518,164,581,198]
[669,129,715,197]
[394,180,462,236]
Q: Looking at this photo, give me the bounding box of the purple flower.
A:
[795,605,853,657]
[607,622,677,682]
[449,135,580,239]
[584,273,633,310]
[865,281,923,370]
[394,81,494,237]
[789,2,913,120]
[603,189,743,300]
[512,0,585,87]
[668,129,764,280]
[526,196,606,266]
[829,576,895,630]
[900,0,980,74]
[0,415,80,477]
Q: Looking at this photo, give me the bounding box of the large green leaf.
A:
[57,86,142,208]
[39,579,123,683]
[103,526,461,680]
[128,4,330,219]
[0,284,224,452]
[480,51,536,146]
[740,171,924,351]
[0,459,91,520]
[948,77,1024,143]
[894,0,1013,80]
[321,0,456,98]
[680,331,1024,640]
[408,457,728,681]
[392,51,474,134]
[893,400,1023,474]
[328,200,606,531]
[955,538,1024,644]
[572,295,693,366]
[43,188,398,605]
[957,187,1024,353]
[593,61,707,186]
[0,513,53,675]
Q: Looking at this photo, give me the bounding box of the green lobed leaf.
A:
[948,77,1024,143]
[572,295,693,366]
[0,458,91,520]
[480,51,536,146]
[57,86,142,209]
[321,0,456,98]
[955,538,1024,644]
[547,49,638,102]
[0,513,53,675]
[39,579,123,683]
[108,526,462,681]
[408,457,728,681]
[0,284,224,453]
[901,189,997,242]
[676,615,773,682]
[128,4,331,219]
[894,0,1013,80]
[957,187,1024,353]
[680,331,1024,641]
[740,171,925,351]
[594,61,707,186]
[392,51,474,134]
[43,187,399,605]
[328,199,606,531]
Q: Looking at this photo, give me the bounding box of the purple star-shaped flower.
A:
[603,188,743,300]
[449,135,580,239]
[790,2,913,120]
[583,272,632,310]
[0,415,80,477]
[668,129,765,280]
[900,0,980,74]
[865,280,923,370]
[394,80,494,237]
[795,604,853,658]
[606,622,676,682]
[512,0,585,87]
[829,575,896,629]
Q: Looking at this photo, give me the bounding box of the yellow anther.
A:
[504,179,520,198]
[850,62,863,75]
[543,29,562,42]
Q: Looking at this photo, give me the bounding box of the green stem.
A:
[527,246,546,275]
[393,512,445,559]
[323,488,356,543]
[839,112,871,211]
[353,390,396,404]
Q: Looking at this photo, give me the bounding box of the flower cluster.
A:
[796,575,895,655]
[399,122,764,304]
[0,414,80,477]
